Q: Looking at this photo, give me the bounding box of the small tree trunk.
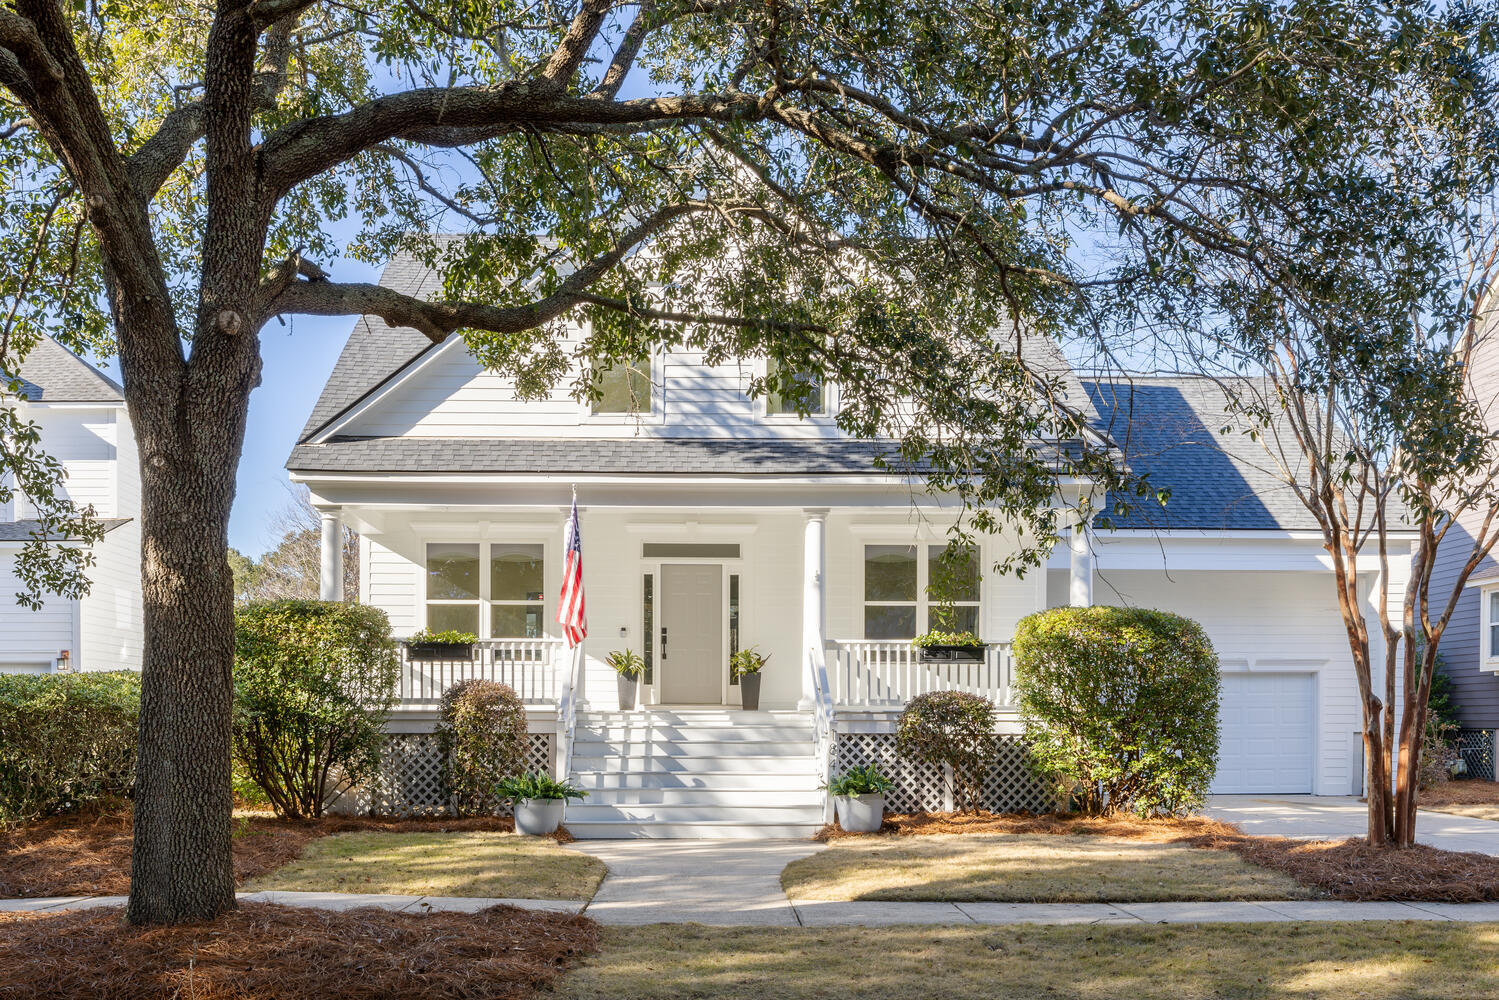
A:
[1364,696,1392,848]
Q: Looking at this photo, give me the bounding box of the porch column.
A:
[319,508,344,602]
[800,508,829,710]
[1068,510,1093,607]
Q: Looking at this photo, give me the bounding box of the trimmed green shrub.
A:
[0,671,140,823]
[896,691,1000,813]
[1013,605,1220,817]
[435,679,529,816]
[232,600,401,818]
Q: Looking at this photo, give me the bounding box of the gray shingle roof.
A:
[288,436,911,475]
[8,336,123,403]
[0,517,131,541]
[1083,377,1318,531]
[298,243,455,441]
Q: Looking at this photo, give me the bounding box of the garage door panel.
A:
[1211,673,1315,795]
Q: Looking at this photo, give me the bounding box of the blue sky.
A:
[95,260,374,557]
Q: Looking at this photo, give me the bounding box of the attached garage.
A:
[1211,672,1316,794]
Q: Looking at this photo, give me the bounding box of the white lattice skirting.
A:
[831,731,1055,814]
[335,732,554,817]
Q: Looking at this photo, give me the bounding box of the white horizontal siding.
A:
[11,407,127,518]
[1091,568,1361,796]
[0,550,74,669]
[338,335,843,440]
[78,519,142,671]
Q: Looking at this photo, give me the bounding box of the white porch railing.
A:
[829,639,1017,709]
[397,638,566,706]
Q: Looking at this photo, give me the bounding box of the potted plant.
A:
[606,649,645,711]
[404,628,478,661]
[827,765,893,833]
[496,771,587,836]
[912,629,986,663]
[730,646,767,710]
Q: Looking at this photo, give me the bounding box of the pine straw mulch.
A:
[0,811,572,899]
[816,810,1499,902]
[0,902,598,1000]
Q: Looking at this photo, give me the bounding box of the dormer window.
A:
[765,358,826,416]
[592,357,654,415]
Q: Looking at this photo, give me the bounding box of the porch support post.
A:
[1068,509,1093,607]
[319,508,344,602]
[800,508,829,711]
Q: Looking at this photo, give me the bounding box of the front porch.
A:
[303,481,1091,834]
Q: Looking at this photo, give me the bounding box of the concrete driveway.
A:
[1205,795,1499,855]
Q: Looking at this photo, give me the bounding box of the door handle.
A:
[661,626,668,660]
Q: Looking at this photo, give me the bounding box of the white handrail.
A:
[554,643,584,782]
[829,639,1016,707]
[398,638,566,705]
[809,642,836,821]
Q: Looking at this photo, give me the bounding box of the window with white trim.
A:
[862,543,981,639]
[425,541,547,638]
[765,357,826,416]
[592,357,654,414]
[1488,588,1499,661]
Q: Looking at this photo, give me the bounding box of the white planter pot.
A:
[834,793,885,833]
[513,797,565,836]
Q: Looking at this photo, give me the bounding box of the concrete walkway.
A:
[566,839,822,925]
[1205,794,1499,855]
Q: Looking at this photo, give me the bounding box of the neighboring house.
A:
[289,251,1401,836]
[1432,300,1499,743]
[1,336,142,674]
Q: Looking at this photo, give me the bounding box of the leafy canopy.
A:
[0,0,1490,603]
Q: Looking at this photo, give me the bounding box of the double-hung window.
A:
[592,357,654,414]
[862,543,981,639]
[765,357,826,416]
[425,541,546,638]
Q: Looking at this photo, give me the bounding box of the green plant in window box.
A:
[912,630,986,663]
[606,649,645,710]
[730,646,768,711]
[405,628,479,662]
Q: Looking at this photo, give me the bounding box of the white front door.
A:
[1212,672,1316,794]
[659,563,724,704]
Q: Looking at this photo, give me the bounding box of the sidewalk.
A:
[8,890,1499,926]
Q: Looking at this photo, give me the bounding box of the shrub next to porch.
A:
[1013,606,1220,816]
[232,601,401,818]
[435,680,529,816]
[896,692,1000,813]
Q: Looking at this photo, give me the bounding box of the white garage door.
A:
[1212,673,1315,794]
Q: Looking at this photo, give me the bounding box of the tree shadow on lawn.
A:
[783,834,1312,902]
[561,922,1499,1000]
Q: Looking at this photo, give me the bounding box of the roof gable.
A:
[8,336,123,403]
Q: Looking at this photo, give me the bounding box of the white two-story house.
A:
[1,336,143,674]
[290,249,1401,836]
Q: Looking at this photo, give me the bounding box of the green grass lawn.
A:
[241,830,606,900]
[782,833,1312,902]
[561,923,1499,1000]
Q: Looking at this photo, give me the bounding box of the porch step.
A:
[573,770,824,792]
[567,710,826,839]
[564,820,827,839]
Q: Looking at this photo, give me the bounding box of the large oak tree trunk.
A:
[123,321,259,924]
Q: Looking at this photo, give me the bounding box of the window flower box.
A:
[404,630,478,661]
[913,631,986,663]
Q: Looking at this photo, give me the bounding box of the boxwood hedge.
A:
[0,671,141,823]
[1012,606,1220,817]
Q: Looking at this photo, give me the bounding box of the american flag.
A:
[556,495,587,647]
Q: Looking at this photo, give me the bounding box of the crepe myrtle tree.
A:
[0,0,1482,922]
[1158,32,1499,847]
